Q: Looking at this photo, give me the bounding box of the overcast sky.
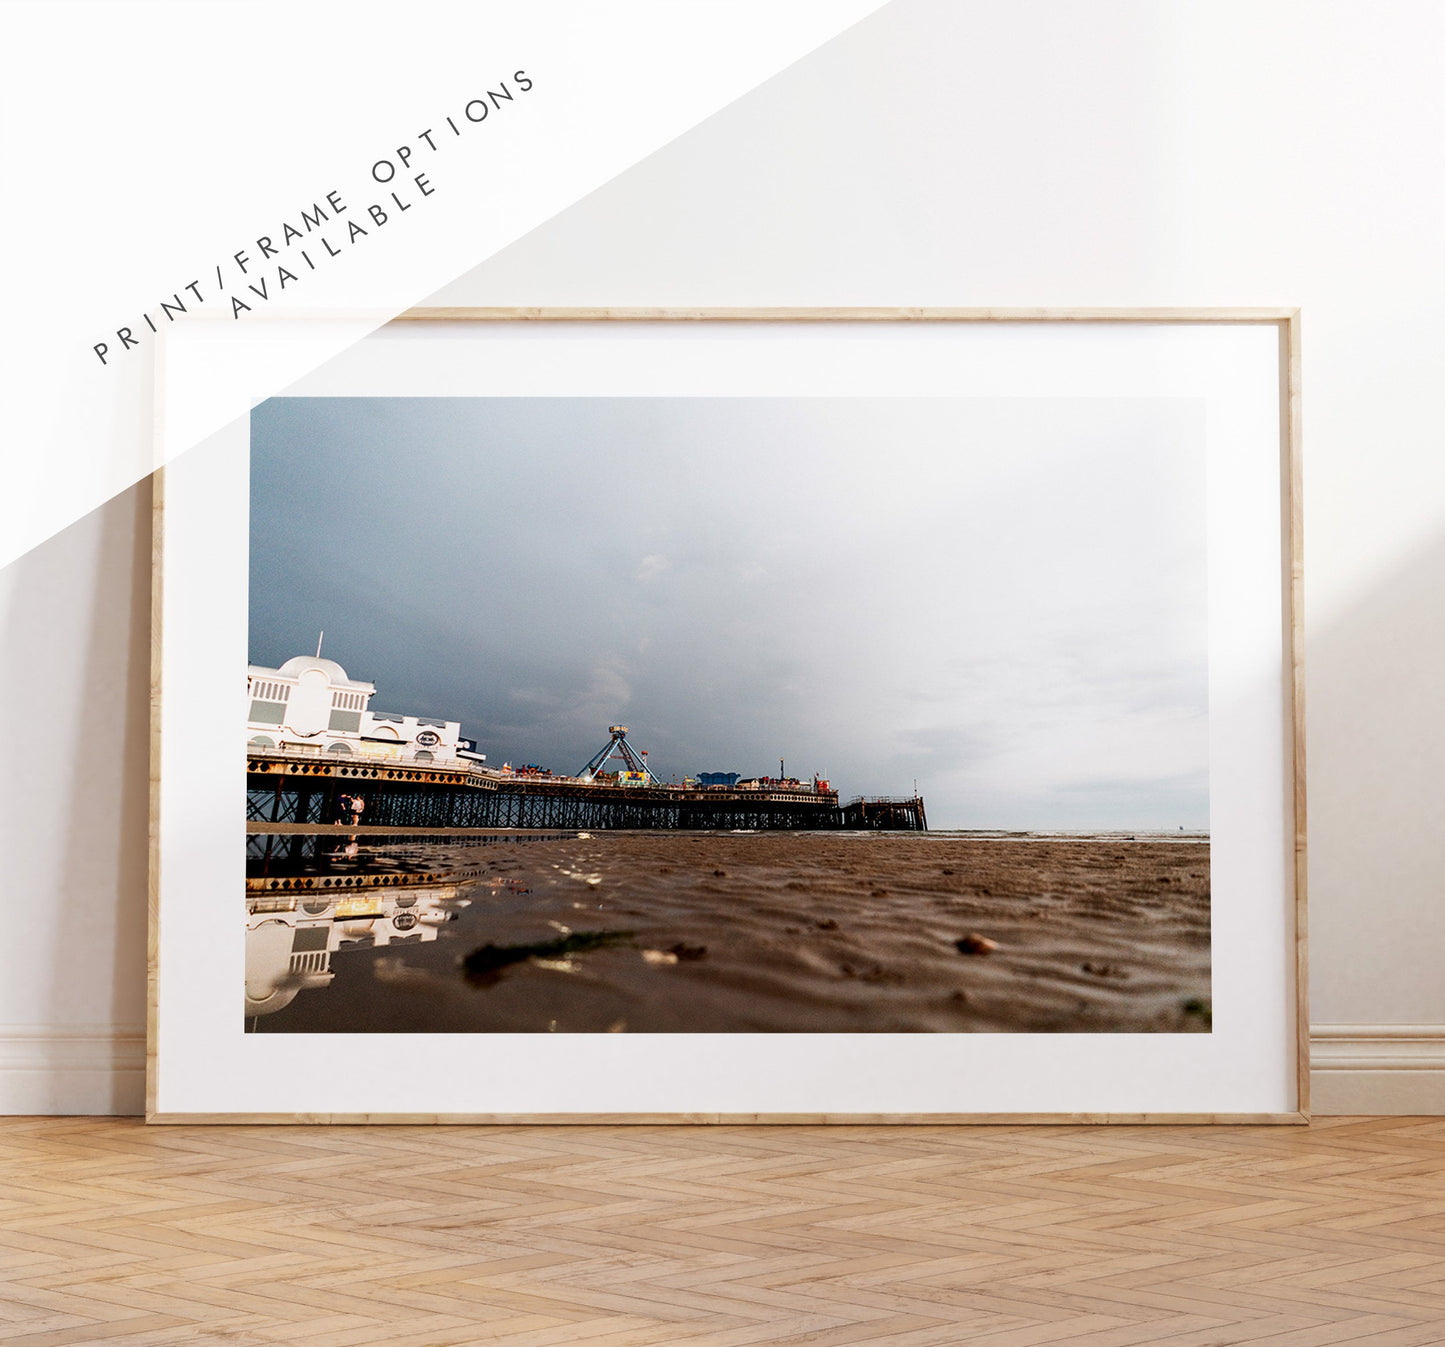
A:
[250,396,1208,830]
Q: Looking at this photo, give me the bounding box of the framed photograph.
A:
[150,308,1305,1122]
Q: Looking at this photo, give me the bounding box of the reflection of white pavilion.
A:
[246,655,481,765]
[245,885,467,1016]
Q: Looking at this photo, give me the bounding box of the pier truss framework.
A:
[245,753,927,832]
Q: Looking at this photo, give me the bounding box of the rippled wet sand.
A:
[252,832,1210,1034]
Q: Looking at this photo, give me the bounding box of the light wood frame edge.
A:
[147,468,163,1123]
[147,1112,1307,1126]
[146,313,168,1124]
[147,305,1307,1126]
[1284,310,1308,1117]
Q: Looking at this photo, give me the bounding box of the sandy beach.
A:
[248,831,1210,1033]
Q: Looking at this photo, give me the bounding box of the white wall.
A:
[4,0,1441,1113]
[0,483,150,1112]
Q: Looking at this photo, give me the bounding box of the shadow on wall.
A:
[1306,526,1445,1027]
[0,476,151,1112]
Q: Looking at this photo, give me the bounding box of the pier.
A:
[841,795,929,831]
[246,749,925,832]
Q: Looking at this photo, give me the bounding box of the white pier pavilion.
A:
[245,655,478,765]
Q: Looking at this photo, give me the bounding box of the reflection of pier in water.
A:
[246,749,927,832]
[245,831,548,1019]
[247,828,561,888]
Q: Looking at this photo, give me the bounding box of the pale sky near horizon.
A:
[249,396,1208,830]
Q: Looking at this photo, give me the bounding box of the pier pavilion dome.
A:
[274,655,373,690]
[247,656,376,747]
[246,651,469,766]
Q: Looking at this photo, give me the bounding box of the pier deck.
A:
[246,750,926,832]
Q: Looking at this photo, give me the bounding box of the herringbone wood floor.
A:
[1,1118,1443,1345]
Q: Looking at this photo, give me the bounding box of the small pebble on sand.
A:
[956,933,999,955]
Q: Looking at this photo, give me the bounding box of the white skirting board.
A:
[1,1025,1442,1117]
[0,1026,146,1117]
[1309,1025,1445,1115]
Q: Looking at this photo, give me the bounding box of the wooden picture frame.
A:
[149,307,1305,1123]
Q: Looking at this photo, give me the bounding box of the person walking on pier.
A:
[333,792,365,827]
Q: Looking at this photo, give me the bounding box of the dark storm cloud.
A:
[249,396,1208,828]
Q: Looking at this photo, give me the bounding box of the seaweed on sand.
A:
[462,930,633,982]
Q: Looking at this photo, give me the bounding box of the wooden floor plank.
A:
[1,1119,1444,1344]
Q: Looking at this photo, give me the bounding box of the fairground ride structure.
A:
[577,725,655,786]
